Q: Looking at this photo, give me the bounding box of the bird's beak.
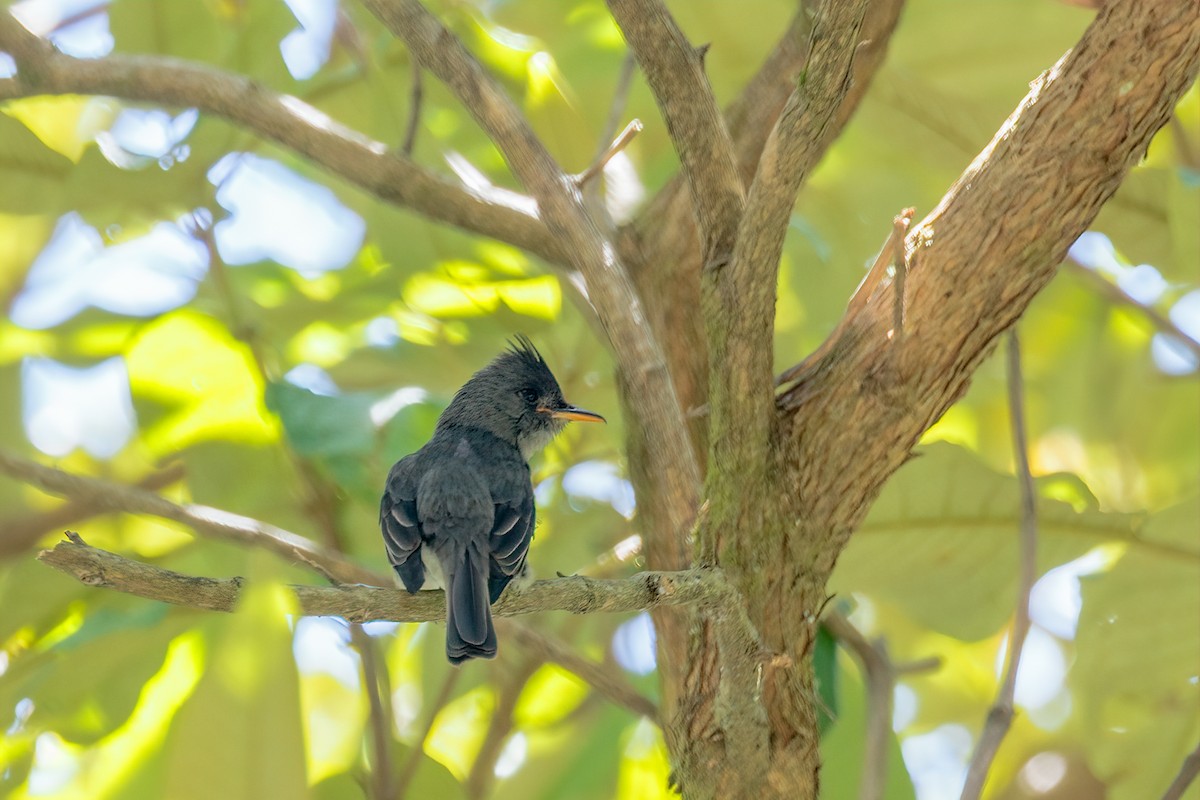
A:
[548,405,606,424]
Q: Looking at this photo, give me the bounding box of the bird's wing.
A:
[380,456,426,592]
[487,481,534,603]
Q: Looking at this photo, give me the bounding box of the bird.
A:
[379,336,605,664]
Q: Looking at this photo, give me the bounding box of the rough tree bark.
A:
[2,1,1197,798]
[677,1,1198,796]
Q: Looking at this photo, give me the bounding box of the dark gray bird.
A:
[380,336,604,664]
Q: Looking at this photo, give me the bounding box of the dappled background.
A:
[0,0,1197,798]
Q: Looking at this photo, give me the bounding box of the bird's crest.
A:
[506,334,549,373]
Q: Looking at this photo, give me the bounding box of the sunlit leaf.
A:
[125,310,277,452]
[299,673,365,786]
[514,664,589,729]
[164,579,308,800]
[2,96,110,163]
[426,685,495,781]
[615,718,672,800]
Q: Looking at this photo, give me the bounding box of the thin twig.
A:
[349,623,394,800]
[890,212,910,341]
[497,618,659,722]
[1067,261,1200,361]
[576,119,644,187]
[37,537,732,621]
[776,208,915,389]
[599,53,638,155]
[1162,741,1200,800]
[583,52,638,219]
[401,62,423,156]
[0,11,565,266]
[190,210,263,367]
[959,331,1039,800]
[394,668,463,798]
[191,220,350,555]
[824,610,940,800]
[823,611,891,800]
[465,657,541,799]
[0,449,382,585]
[0,461,185,558]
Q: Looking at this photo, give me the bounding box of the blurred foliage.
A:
[1,0,1197,799]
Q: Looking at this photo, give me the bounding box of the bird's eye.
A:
[519,387,539,405]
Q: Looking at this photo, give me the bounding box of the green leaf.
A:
[819,657,916,800]
[164,579,309,799]
[834,443,1141,640]
[5,609,187,745]
[1075,497,1200,800]
[813,623,839,735]
[0,113,74,214]
[265,381,378,459]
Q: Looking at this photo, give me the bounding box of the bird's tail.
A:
[445,542,496,664]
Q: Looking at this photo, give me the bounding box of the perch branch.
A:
[38,537,732,621]
[0,11,565,266]
[824,610,940,800]
[959,331,1038,800]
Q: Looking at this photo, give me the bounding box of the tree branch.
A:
[496,619,659,723]
[702,0,871,558]
[959,332,1038,800]
[715,0,869,437]
[617,0,905,446]
[777,0,1200,575]
[465,657,540,800]
[606,0,745,269]
[0,449,382,585]
[1067,261,1200,361]
[823,610,940,800]
[1162,741,1200,800]
[37,537,730,621]
[0,11,566,266]
[0,460,185,558]
[348,623,394,800]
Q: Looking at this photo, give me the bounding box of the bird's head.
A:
[439,335,605,459]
